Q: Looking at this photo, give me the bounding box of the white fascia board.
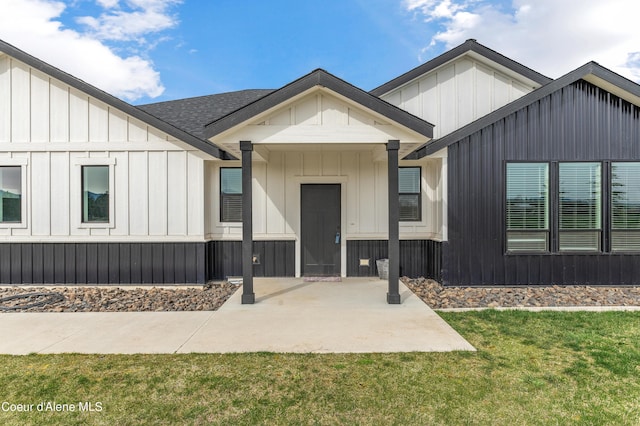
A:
[583,74,640,107]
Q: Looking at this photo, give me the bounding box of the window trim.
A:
[74,157,115,229]
[0,158,28,229]
[220,167,242,223]
[399,166,422,222]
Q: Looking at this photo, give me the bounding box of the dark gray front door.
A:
[301,184,341,276]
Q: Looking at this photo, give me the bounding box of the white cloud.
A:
[0,0,181,101]
[77,0,181,43]
[404,0,640,82]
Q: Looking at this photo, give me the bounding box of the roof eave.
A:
[0,39,232,160]
[410,62,640,159]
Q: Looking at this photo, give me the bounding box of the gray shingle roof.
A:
[138,89,274,139]
[204,69,434,140]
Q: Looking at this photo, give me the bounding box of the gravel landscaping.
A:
[403,277,640,309]
[1,278,640,312]
[0,282,239,312]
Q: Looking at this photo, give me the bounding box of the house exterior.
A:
[1,38,639,301]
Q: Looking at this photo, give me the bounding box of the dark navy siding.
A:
[0,242,207,285]
[346,240,442,280]
[445,80,640,285]
[206,240,295,280]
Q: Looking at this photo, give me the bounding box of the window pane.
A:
[399,167,420,221]
[611,162,640,252]
[220,168,242,222]
[399,167,420,193]
[507,231,548,252]
[399,194,420,221]
[222,195,242,222]
[221,168,242,194]
[506,163,548,230]
[611,231,640,252]
[0,166,21,223]
[82,166,109,223]
[559,231,600,252]
[559,162,601,230]
[611,162,640,229]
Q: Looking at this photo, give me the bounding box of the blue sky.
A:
[1,0,639,104]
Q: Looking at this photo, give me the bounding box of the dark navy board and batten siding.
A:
[206,241,295,280]
[444,80,640,286]
[0,243,206,284]
[347,240,442,281]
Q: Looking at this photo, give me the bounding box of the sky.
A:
[1,0,639,105]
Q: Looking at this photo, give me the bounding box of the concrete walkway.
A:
[0,278,475,354]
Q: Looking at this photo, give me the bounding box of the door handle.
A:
[335,232,341,244]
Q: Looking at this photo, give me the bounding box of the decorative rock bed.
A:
[1,279,639,312]
[403,278,640,309]
[0,283,238,312]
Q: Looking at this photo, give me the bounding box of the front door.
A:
[301,184,341,276]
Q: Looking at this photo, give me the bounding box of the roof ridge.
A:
[138,89,275,107]
[410,60,640,158]
[370,39,551,96]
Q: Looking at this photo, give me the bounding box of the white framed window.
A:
[0,158,28,228]
[74,157,115,228]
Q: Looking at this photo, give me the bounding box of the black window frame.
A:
[81,165,110,223]
[0,166,22,224]
[502,160,640,255]
[557,161,603,253]
[610,161,640,253]
[220,167,242,223]
[399,166,422,222]
[505,162,550,253]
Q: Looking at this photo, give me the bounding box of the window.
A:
[559,162,601,252]
[611,162,640,252]
[0,166,22,223]
[399,167,421,221]
[506,163,549,252]
[220,168,242,222]
[82,165,109,223]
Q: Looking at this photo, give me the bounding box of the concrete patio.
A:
[0,278,475,354]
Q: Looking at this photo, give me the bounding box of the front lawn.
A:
[0,311,638,425]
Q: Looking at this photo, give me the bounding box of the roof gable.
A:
[138,89,274,139]
[371,39,551,97]
[411,62,640,158]
[204,69,434,142]
[0,38,231,159]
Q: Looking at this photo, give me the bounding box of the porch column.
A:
[387,140,401,304]
[240,141,255,304]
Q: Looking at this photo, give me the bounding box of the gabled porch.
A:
[204,70,435,304]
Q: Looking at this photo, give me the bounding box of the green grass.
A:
[0,311,639,425]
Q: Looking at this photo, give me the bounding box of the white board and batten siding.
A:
[381,56,536,138]
[0,55,205,241]
[206,151,444,242]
